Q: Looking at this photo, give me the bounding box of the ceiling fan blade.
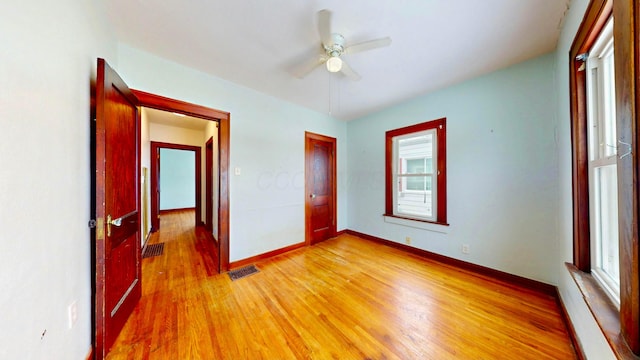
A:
[318,9,333,47]
[340,60,361,81]
[344,37,392,55]
[292,54,328,79]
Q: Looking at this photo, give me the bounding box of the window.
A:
[568,0,640,355]
[586,19,619,305]
[385,118,447,224]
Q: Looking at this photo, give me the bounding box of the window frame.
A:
[585,18,620,306]
[569,0,640,357]
[393,130,437,220]
[385,118,447,225]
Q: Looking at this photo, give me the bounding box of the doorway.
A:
[93,60,231,360]
[150,142,202,231]
[133,89,230,272]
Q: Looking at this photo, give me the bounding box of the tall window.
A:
[385,118,447,224]
[586,19,619,304]
[570,0,640,355]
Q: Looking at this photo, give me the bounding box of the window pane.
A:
[398,134,433,175]
[596,165,619,282]
[425,158,433,173]
[602,52,617,157]
[397,175,432,218]
[406,159,425,174]
[406,176,424,190]
[587,67,599,161]
[586,19,619,303]
[403,174,431,191]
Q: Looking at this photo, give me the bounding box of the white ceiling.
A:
[107,0,570,121]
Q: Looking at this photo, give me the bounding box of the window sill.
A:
[565,263,637,359]
[383,214,449,233]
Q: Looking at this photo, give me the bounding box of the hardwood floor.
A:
[107,210,577,359]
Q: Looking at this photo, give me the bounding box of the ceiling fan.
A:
[293,9,392,81]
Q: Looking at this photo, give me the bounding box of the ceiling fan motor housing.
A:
[324,33,345,57]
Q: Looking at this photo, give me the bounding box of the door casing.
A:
[133,90,231,272]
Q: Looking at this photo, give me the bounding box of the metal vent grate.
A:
[143,243,165,259]
[228,265,260,281]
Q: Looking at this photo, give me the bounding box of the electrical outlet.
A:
[462,244,470,254]
[68,301,78,329]
[405,236,411,245]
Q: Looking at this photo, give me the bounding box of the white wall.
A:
[204,121,219,238]
[150,123,204,148]
[141,108,152,243]
[348,53,560,285]
[0,0,116,359]
[554,0,615,358]
[117,44,348,262]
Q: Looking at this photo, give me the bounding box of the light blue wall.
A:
[348,53,559,285]
[159,149,196,210]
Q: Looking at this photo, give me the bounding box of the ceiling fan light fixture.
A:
[326,56,342,73]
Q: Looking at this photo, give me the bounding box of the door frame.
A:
[205,137,214,236]
[133,89,231,272]
[304,131,337,245]
[150,142,202,229]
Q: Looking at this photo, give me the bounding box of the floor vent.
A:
[228,265,260,281]
[143,243,165,259]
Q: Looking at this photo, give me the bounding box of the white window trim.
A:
[383,214,450,234]
[392,129,437,222]
[586,17,620,307]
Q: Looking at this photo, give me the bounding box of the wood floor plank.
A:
[106,210,577,359]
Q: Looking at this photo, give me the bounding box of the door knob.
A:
[310,193,316,199]
[108,215,123,227]
[107,214,123,237]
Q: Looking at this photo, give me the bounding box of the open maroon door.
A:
[94,58,141,359]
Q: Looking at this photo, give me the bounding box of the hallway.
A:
[106,209,218,359]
